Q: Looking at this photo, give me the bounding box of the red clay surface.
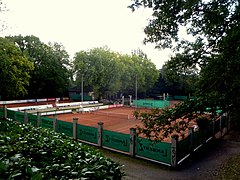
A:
[50,107,149,134]
[3,100,193,142]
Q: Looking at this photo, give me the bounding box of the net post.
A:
[98,122,104,147]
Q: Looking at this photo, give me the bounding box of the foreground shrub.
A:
[0,119,124,179]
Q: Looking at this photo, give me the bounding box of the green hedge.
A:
[0,119,124,179]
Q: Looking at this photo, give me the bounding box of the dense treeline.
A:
[129,0,240,131]
[0,35,166,100]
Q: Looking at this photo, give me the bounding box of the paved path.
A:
[100,131,240,180]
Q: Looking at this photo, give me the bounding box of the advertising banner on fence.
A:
[177,136,191,161]
[28,114,38,127]
[77,124,98,144]
[136,137,171,165]
[7,109,15,120]
[41,117,54,129]
[103,130,130,153]
[56,120,73,137]
[0,108,4,118]
[15,111,25,124]
[133,100,170,108]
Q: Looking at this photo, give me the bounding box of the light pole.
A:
[81,74,83,103]
[135,75,137,100]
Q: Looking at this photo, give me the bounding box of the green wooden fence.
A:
[133,100,170,108]
[2,107,229,167]
[15,111,25,123]
[136,137,171,165]
[27,113,38,127]
[7,109,15,120]
[103,130,130,153]
[0,108,4,118]
[56,120,73,137]
[41,116,54,129]
[77,124,98,144]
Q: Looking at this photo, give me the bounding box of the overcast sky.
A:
[1,0,173,69]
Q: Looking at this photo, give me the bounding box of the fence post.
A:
[227,111,231,131]
[171,135,179,168]
[188,127,194,155]
[219,115,222,138]
[73,118,78,140]
[130,128,136,157]
[212,120,215,138]
[3,105,7,119]
[222,113,227,135]
[98,122,104,147]
[37,112,41,127]
[24,110,28,125]
[53,114,57,131]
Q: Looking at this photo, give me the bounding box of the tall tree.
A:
[0,37,34,99]
[129,0,240,118]
[73,47,159,99]
[73,47,121,99]
[161,55,199,96]
[130,51,159,98]
[7,35,71,98]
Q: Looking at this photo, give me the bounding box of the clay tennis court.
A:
[51,106,149,134]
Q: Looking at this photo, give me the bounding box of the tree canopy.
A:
[130,0,240,113]
[73,47,159,99]
[6,35,71,98]
[128,0,240,137]
[0,37,34,99]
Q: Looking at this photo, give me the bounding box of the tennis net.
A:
[93,111,133,120]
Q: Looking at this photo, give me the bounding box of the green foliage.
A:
[161,60,198,95]
[74,47,122,98]
[133,109,140,119]
[6,35,71,98]
[129,0,240,130]
[0,119,124,179]
[73,47,159,99]
[0,37,34,99]
[196,116,210,130]
[136,99,216,141]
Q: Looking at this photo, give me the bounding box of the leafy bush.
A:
[196,116,210,130]
[136,99,219,141]
[0,119,124,179]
